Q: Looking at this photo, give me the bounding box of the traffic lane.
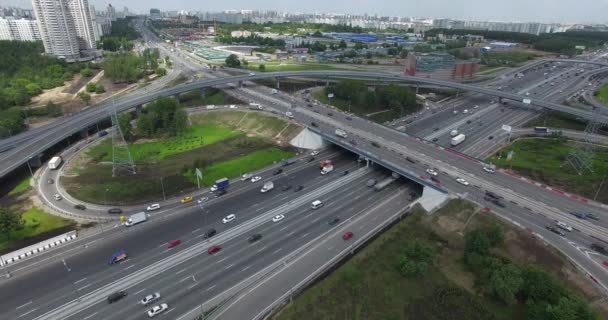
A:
[0,154,360,314]
[65,173,400,320]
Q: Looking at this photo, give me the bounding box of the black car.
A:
[311,122,318,127]
[488,136,494,140]
[591,243,607,254]
[327,112,333,116]
[432,138,438,142]
[248,234,263,243]
[346,116,352,120]
[216,189,227,197]
[371,141,381,148]
[433,127,439,131]
[307,156,315,163]
[406,157,416,164]
[203,229,217,239]
[282,185,292,192]
[74,204,86,210]
[294,185,304,192]
[108,208,123,214]
[47,179,54,184]
[327,217,340,226]
[430,176,440,183]
[546,226,565,236]
[342,170,349,176]
[273,169,283,175]
[107,291,127,304]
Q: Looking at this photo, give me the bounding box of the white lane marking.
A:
[157,243,166,248]
[241,265,251,272]
[16,301,32,310]
[327,246,334,251]
[134,288,146,295]
[19,309,38,318]
[257,246,266,253]
[166,308,175,314]
[195,234,205,238]
[74,277,87,285]
[216,257,228,264]
[205,285,217,292]
[286,231,295,237]
[83,312,98,320]
[179,276,191,283]
[77,284,91,291]
[224,264,235,270]
[124,264,135,270]
[191,228,201,234]
[279,226,288,232]
[300,233,310,239]
[176,268,187,275]
[187,284,197,290]
[273,247,283,254]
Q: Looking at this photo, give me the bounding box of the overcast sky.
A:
[6,0,608,23]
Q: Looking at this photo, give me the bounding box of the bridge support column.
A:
[498,97,503,104]
[276,79,280,89]
[135,105,143,116]
[200,88,205,97]
[325,79,330,87]
[173,94,180,103]
[238,80,243,88]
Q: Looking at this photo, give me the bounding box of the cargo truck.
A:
[319,160,333,168]
[261,181,274,193]
[321,165,334,175]
[451,134,466,146]
[48,156,63,170]
[334,129,347,138]
[108,249,128,264]
[125,212,147,227]
[215,178,230,190]
[534,127,549,134]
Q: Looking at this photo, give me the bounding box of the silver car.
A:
[140,292,160,305]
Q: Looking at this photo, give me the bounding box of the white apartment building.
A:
[0,17,41,41]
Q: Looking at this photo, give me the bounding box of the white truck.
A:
[48,156,63,170]
[334,129,347,138]
[321,165,334,175]
[125,212,147,227]
[451,134,466,146]
[450,129,458,137]
[261,181,274,193]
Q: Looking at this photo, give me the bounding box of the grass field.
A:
[87,124,242,162]
[488,138,608,203]
[595,83,608,105]
[249,62,336,72]
[275,199,605,320]
[8,176,31,195]
[0,207,74,252]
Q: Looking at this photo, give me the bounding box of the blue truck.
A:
[215,178,230,190]
[534,127,549,134]
[108,249,128,264]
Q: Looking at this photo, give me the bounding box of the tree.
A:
[312,30,323,37]
[225,54,241,68]
[241,59,249,66]
[338,40,347,49]
[86,82,97,93]
[94,84,105,94]
[400,49,409,58]
[485,223,504,247]
[354,42,368,50]
[310,41,327,52]
[155,67,167,76]
[489,263,523,304]
[258,64,266,71]
[118,113,133,141]
[78,92,91,105]
[45,101,63,117]
[81,68,93,77]
[0,207,22,241]
[104,52,144,83]
[465,229,491,256]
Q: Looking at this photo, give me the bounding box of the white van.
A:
[311,200,323,209]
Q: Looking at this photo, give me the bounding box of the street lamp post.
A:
[160,177,166,201]
[26,157,34,178]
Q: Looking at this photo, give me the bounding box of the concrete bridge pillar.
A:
[276,79,280,89]
[135,105,143,116]
[238,80,243,88]
[200,88,205,97]
[498,97,503,104]
[173,94,180,103]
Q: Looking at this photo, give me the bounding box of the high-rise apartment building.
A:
[107,4,116,21]
[31,0,97,60]
[0,17,41,41]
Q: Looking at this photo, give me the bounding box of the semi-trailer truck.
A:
[125,212,147,227]
[48,156,63,170]
[451,134,466,146]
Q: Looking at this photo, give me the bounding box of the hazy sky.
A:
[6,0,608,23]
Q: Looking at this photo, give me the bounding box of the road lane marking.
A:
[187,284,197,290]
[300,233,310,239]
[157,243,166,248]
[273,248,283,254]
[286,231,295,237]
[77,284,91,291]
[205,285,217,292]
[279,226,288,232]
[74,277,87,285]
[195,234,205,238]
[19,309,37,318]
[167,308,175,314]
[257,246,266,253]
[327,246,334,251]
[134,288,146,295]
[191,228,201,234]
[16,301,32,310]
[224,264,235,270]
[179,276,191,283]
[176,268,187,275]
[216,257,228,264]
[83,312,98,320]
[241,265,251,272]
[124,264,135,270]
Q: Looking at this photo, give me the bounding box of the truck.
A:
[374,176,397,191]
[334,129,347,138]
[48,156,63,170]
[248,103,263,110]
[215,178,230,190]
[451,134,466,146]
[321,165,334,175]
[108,249,128,264]
[534,127,549,134]
[450,129,459,137]
[319,160,333,169]
[125,212,147,227]
[261,181,274,193]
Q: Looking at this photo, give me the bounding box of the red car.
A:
[603,261,608,267]
[167,239,181,248]
[208,245,221,255]
[342,231,353,240]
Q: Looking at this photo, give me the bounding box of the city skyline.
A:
[3,0,608,24]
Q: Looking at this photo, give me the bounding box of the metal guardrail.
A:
[0,231,77,267]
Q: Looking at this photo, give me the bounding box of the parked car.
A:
[167,239,181,248]
[140,292,161,305]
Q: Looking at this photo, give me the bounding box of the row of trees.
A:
[215,34,286,47]
[119,97,187,141]
[103,48,161,83]
[463,224,598,319]
[326,80,417,116]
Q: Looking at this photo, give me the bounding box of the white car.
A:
[456,178,469,186]
[222,214,236,224]
[54,194,62,201]
[311,150,320,156]
[556,221,573,232]
[147,303,168,318]
[272,214,285,223]
[197,197,208,204]
[229,105,238,109]
[251,176,262,183]
[285,112,294,118]
[210,185,218,192]
[140,292,161,305]
[483,167,496,174]
[249,72,256,76]
[241,173,252,181]
[426,169,438,176]
[146,203,160,211]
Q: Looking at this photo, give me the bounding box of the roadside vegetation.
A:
[488,137,608,203]
[594,83,608,105]
[177,88,242,108]
[275,199,605,320]
[8,176,31,196]
[249,62,336,72]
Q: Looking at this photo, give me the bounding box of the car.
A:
[371,141,381,148]
[74,204,86,210]
[54,194,62,201]
[147,303,169,318]
[406,157,416,164]
[311,150,320,156]
[456,178,469,186]
[222,214,236,224]
[241,173,253,181]
[342,231,354,240]
[216,189,227,197]
[556,221,573,232]
[140,292,161,305]
[203,229,216,239]
[483,167,496,173]
[197,197,208,204]
[167,239,181,248]
[603,261,608,267]
[310,121,318,127]
[181,196,193,203]
[366,179,377,187]
[249,72,256,76]
[430,176,440,183]
[586,213,599,221]
[46,178,54,185]
[327,112,333,116]
[433,127,439,131]
[108,208,123,214]
[146,203,160,211]
[307,156,315,163]
[207,245,221,255]
[250,176,262,183]
[432,138,438,142]
[229,105,238,109]
[327,217,340,226]
[591,243,607,254]
[107,291,127,304]
[248,234,262,243]
[272,214,285,223]
[273,169,283,175]
[346,116,353,120]
[546,226,565,236]
[488,135,494,140]
[426,169,438,176]
[294,185,304,192]
[281,185,292,192]
[210,185,218,192]
[342,170,349,176]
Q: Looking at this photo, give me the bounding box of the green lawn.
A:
[87,124,242,162]
[0,207,74,252]
[250,62,335,72]
[186,147,294,185]
[594,83,608,105]
[8,176,31,195]
[488,138,608,203]
[525,112,592,132]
